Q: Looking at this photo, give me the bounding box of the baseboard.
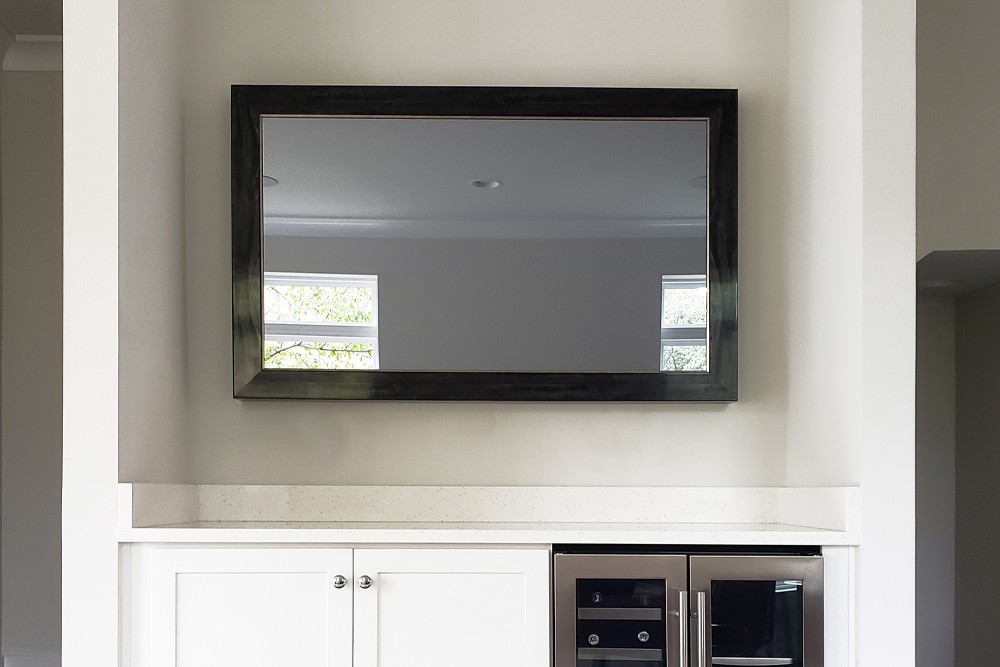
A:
[4,656,61,667]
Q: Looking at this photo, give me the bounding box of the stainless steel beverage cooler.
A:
[554,550,823,667]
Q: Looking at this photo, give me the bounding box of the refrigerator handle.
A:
[677,589,689,667]
[694,591,708,667]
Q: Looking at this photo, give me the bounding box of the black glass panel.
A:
[576,578,666,667]
[710,579,803,667]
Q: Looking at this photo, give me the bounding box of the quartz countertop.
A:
[118,484,861,546]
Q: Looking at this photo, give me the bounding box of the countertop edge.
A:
[118,523,860,546]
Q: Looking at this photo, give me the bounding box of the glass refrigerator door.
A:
[688,556,824,667]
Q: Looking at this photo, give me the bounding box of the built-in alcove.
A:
[119,0,871,491]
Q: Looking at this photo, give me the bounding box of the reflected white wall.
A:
[265,235,705,372]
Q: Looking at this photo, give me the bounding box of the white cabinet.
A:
[143,547,353,667]
[353,548,550,667]
[123,545,550,667]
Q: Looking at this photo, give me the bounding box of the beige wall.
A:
[118,0,189,483]
[134,0,796,487]
[0,71,62,661]
[955,282,1000,665]
[784,0,863,486]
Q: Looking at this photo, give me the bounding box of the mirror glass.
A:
[260,116,708,373]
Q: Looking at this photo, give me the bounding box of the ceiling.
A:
[261,116,709,240]
[917,249,1000,296]
[0,0,61,35]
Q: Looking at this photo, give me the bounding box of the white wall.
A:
[917,0,1000,258]
[955,282,1000,665]
[155,0,793,487]
[915,296,956,667]
[0,71,62,663]
[265,235,705,372]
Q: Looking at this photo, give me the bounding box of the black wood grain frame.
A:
[232,85,738,401]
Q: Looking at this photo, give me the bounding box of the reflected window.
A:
[263,272,378,369]
[660,274,707,371]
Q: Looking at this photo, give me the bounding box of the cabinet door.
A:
[148,547,353,667]
[353,547,550,667]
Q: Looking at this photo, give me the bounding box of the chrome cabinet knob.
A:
[332,575,347,589]
[358,575,374,589]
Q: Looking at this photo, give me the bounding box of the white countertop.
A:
[118,484,861,546]
[118,520,855,545]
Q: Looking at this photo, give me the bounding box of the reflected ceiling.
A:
[261,117,708,240]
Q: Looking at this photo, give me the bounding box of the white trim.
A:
[661,341,707,350]
[265,321,378,343]
[62,1,118,666]
[659,325,707,343]
[264,271,376,289]
[660,274,707,290]
[821,546,857,667]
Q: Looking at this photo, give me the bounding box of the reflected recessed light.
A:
[470,179,502,189]
[263,175,280,187]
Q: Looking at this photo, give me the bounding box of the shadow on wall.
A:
[916,249,1000,667]
[0,65,64,665]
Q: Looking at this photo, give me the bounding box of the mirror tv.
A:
[232,86,738,400]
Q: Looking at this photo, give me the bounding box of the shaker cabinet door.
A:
[147,547,354,667]
[352,548,550,667]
